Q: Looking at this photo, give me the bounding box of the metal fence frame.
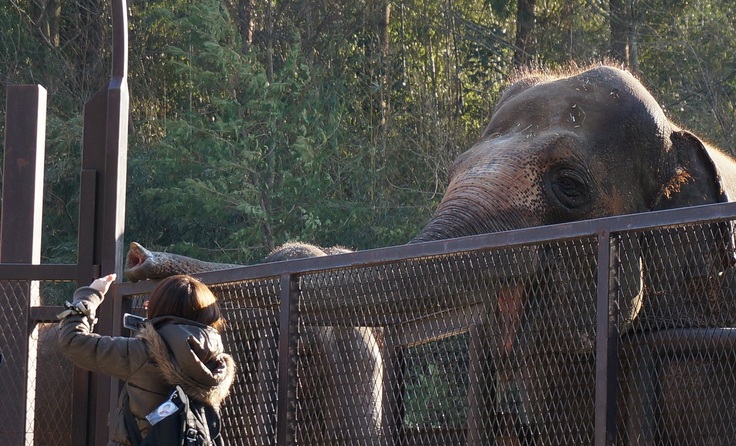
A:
[113,200,736,446]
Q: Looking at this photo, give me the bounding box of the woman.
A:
[58,273,236,445]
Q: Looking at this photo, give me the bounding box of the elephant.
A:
[124,241,383,445]
[125,65,736,444]
[407,65,736,444]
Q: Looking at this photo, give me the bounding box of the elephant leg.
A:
[318,326,384,445]
[294,328,329,444]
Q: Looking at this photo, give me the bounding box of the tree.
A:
[513,0,536,67]
[2,0,735,265]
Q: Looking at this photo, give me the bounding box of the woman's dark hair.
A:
[147,275,225,331]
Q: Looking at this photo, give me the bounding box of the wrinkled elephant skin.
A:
[416,65,736,239]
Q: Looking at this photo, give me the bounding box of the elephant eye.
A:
[549,168,591,210]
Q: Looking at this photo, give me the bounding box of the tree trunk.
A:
[29,0,62,48]
[301,0,315,65]
[513,0,536,68]
[375,0,391,135]
[76,0,105,92]
[230,0,256,54]
[365,0,391,202]
[609,0,628,65]
[48,0,61,47]
[265,0,274,82]
[608,0,639,74]
[627,0,639,74]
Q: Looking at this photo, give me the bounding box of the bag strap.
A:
[122,389,144,446]
[205,404,224,446]
[175,385,203,446]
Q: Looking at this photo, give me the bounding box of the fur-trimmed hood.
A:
[138,316,236,409]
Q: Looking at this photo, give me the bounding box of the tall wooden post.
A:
[0,85,47,446]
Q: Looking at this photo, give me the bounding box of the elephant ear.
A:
[654,130,736,270]
[657,131,729,207]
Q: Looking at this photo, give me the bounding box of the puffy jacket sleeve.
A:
[58,286,149,380]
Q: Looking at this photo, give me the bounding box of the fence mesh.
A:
[617,221,736,445]
[4,217,736,445]
[214,278,283,445]
[0,281,75,446]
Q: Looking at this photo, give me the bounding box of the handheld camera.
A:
[123,313,146,331]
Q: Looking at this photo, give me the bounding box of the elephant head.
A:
[411,66,736,340]
[123,66,736,443]
[414,66,736,242]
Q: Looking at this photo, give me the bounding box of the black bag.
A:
[124,385,224,446]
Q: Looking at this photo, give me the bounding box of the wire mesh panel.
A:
[0,280,34,443]
[32,322,74,446]
[617,221,736,445]
[0,281,76,446]
[210,277,282,446]
[118,276,282,446]
[402,334,470,444]
[89,208,736,445]
[294,237,599,445]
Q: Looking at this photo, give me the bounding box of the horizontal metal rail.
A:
[622,328,736,356]
[5,202,736,286]
[6,201,736,445]
[0,264,85,281]
[168,201,736,286]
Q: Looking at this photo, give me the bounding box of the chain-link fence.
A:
[112,203,736,445]
[4,203,736,445]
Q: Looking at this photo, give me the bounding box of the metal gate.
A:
[0,1,129,445]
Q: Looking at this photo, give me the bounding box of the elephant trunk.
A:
[412,190,537,243]
[124,242,239,282]
[412,143,545,243]
[409,183,543,361]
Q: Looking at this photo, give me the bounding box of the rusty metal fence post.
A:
[78,1,130,443]
[0,1,129,445]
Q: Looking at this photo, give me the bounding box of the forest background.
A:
[1,0,735,267]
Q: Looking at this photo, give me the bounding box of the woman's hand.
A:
[90,274,117,294]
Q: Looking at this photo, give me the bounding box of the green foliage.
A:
[42,114,84,263]
[1,0,735,426]
[634,0,736,151]
[404,334,470,428]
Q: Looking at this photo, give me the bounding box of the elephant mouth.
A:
[126,243,147,269]
[124,242,152,282]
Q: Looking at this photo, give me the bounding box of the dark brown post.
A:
[595,231,620,445]
[276,274,299,445]
[76,0,129,444]
[0,84,47,446]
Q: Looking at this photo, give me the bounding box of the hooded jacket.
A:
[58,286,236,446]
